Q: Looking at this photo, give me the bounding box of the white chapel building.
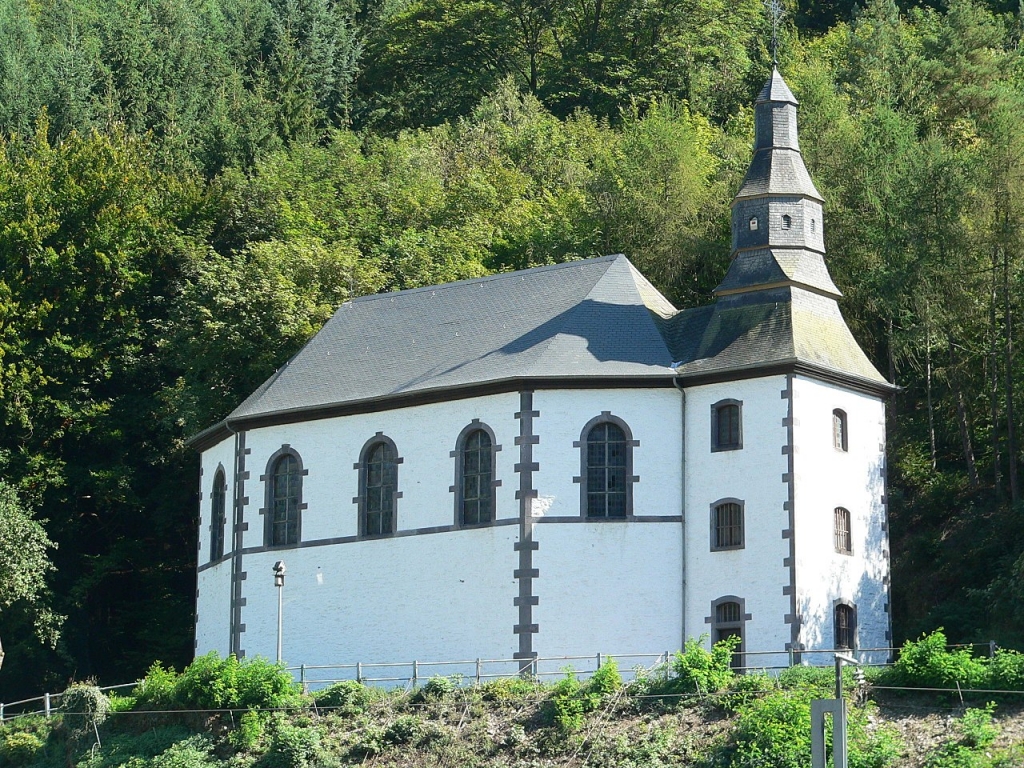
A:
[191,69,894,670]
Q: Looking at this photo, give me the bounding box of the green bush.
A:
[545,661,621,733]
[150,735,220,768]
[480,675,542,701]
[260,718,322,768]
[60,683,111,736]
[881,630,989,690]
[228,710,267,751]
[418,675,460,699]
[383,715,422,746]
[312,680,376,715]
[924,704,1002,768]
[989,649,1024,691]
[133,653,301,712]
[649,635,739,699]
[0,730,45,766]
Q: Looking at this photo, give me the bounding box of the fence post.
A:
[789,646,795,668]
[475,659,481,685]
[412,660,418,687]
[356,662,362,684]
[44,692,51,718]
[300,664,307,694]
[596,652,603,673]
[990,641,997,658]
[1,701,5,721]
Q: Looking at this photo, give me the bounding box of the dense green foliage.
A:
[11,651,1024,768]
[3,0,1024,701]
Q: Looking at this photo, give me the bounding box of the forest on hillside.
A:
[1,0,1023,699]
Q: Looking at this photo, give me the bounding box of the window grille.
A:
[586,422,628,518]
[460,429,493,526]
[271,455,301,546]
[834,507,852,554]
[835,604,855,649]
[210,470,226,561]
[364,442,397,537]
[713,502,744,549]
[833,409,848,451]
[782,214,792,230]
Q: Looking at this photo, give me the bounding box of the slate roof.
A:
[757,68,798,105]
[714,248,840,298]
[227,255,677,422]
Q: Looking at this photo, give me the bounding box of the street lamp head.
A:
[273,560,286,587]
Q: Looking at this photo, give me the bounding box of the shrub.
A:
[228,710,267,751]
[108,693,137,712]
[989,649,1024,691]
[669,635,738,696]
[60,683,111,736]
[588,658,622,698]
[545,661,621,733]
[480,676,541,701]
[924,704,1002,768]
[418,675,460,699]
[151,735,220,768]
[957,704,998,749]
[260,719,322,768]
[383,715,422,746]
[313,680,375,714]
[133,653,301,712]
[730,691,812,768]
[881,630,989,690]
[0,730,45,766]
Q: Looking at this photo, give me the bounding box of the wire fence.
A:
[0,641,1002,722]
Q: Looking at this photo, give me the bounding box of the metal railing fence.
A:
[0,641,1000,721]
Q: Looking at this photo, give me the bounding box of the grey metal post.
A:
[990,641,997,658]
[789,646,795,668]
[273,561,286,663]
[476,658,481,685]
[356,662,362,684]
[300,664,307,694]
[44,692,51,718]
[1,701,5,721]
[835,655,843,700]
[412,660,418,687]
[596,652,602,672]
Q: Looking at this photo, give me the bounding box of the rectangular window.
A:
[712,400,742,451]
[834,507,852,554]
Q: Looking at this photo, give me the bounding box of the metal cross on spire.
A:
[764,0,785,65]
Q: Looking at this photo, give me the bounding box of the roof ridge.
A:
[346,255,623,305]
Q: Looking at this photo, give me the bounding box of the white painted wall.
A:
[683,375,793,662]
[791,376,889,662]
[194,377,888,670]
[196,435,235,656]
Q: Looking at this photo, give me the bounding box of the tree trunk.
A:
[949,337,979,488]
[1004,242,1020,504]
[990,246,1002,497]
[927,320,937,470]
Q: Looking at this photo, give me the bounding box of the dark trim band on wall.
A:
[514,391,540,666]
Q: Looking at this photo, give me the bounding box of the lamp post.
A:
[273,561,286,663]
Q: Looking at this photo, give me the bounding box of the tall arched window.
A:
[833,409,848,451]
[711,399,742,451]
[452,421,500,527]
[268,453,301,546]
[210,468,227,561]
[575,414,637,518]
[835,602,857,650]
[359,435,400,537]
[710,596,749,670]
[834,507,852,554]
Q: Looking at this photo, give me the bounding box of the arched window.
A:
[452,421,500,526]
[749,216,759,231]
[833,409,848,451]
[711,399,742,451]
[210,468,227,561]
[267,452,302,547]
[835,602,856,650]
[782,214,792,230]
[359,435,400,537]
[811,218,817,233]
[710,596,749,670]
[834,507,852,554]
[575,413,638,518]
[711,499,744,551]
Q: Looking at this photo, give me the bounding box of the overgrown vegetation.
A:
[6,646,1024,767]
